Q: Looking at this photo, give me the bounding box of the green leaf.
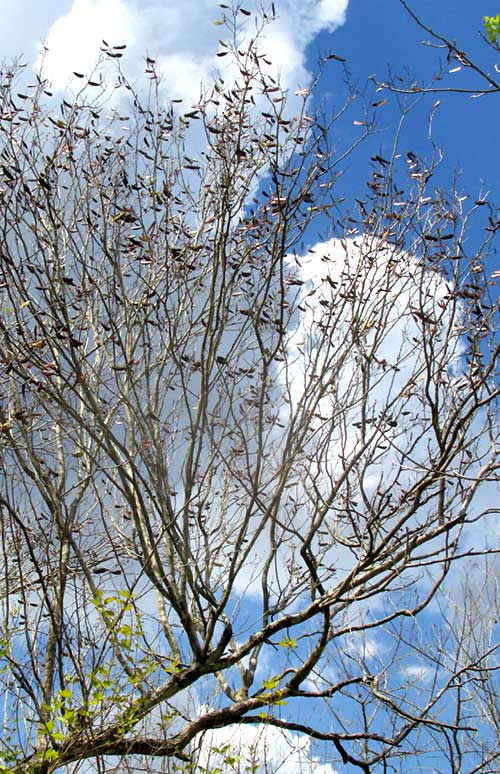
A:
[262,676,279,690]
[277,636,297,649]
[484,14,500,44]
[42,749,59,762]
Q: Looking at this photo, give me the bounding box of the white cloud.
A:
[347,632,384,662]
[37,0,136,89]
[197,721,339,774]
[315,0,349,28]
[37,0,350,97]
[400,663,433,683]
[283,234,463,486]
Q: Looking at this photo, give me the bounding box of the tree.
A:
[0,5,499,774]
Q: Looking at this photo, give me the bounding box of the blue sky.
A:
[309,0,499,206]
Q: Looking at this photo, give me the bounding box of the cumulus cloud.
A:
[197,721,339,774]
[37,0,349,97]
[286,235,460,412]
[232,231,475,610]
[37,0,137,88]
[400,663,433,683]
[282,233,467,518]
